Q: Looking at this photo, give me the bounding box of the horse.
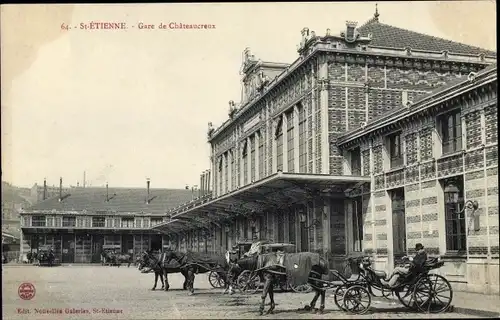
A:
[26,252,34,264]
[137,251,189,291]
[114,253,133,267]
[162,250,230,295]
[227,251,329,315]
[37,251,55,267]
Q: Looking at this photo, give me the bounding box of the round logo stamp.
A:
[18,282,36,300]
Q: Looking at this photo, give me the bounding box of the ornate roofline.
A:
[336,64,497,148]
[208,46,494,143]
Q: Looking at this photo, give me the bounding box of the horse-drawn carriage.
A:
[207,241,255,289]
[326,255,453,314]
[235,242,313,294]
[101,245,121,266]
[36,245,58,267]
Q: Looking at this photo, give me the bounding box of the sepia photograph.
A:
[1,1,498,319]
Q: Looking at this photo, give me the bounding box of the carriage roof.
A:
[262,243,295,248]
[102,245,121,249]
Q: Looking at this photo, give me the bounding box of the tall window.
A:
[276,116,284,171]
[32,215,46,227]
[218,157,222,194]
[388,132,403,168]
[224,152,229,193]
[250,135,256,182]
[298,105,307,173]
[350,147,361,176]
[444,177,466,252]
[258,132,264,179]
[243,141,248,185]
[122,217,135,228]
[151,218,163,227]
[352,197,363,252]
[231,150,236,189]
[62,216,76,227]
[286,110,295,172]
[92,216,106,228]
[439,109,462,155]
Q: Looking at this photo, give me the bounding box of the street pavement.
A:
[1,265,484,319]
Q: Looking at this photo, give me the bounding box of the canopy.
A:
[152,171,369,234]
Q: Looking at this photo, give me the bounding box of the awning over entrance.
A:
[152,172,370,234]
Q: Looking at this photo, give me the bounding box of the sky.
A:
[1,1,496,189]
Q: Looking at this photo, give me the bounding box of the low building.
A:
[19,180,193,263]
[152,11,498,294]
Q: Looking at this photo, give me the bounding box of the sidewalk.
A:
[449,291,500,317]
[371,289,500,317]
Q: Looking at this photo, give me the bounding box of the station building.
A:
[19,179,194,263]
[152,12,498,294]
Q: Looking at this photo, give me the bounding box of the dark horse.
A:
[137,251,189,291]
[37,250,55,267]
[162,250,230,295]
[228,251,329,315]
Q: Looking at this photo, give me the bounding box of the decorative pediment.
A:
[207,122,214,139]
[242,47,258,74]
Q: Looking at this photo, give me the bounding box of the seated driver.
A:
[382,243,427,288]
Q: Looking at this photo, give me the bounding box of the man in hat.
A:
[382,243,427,288]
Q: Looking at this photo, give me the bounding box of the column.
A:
[293,105,300,173]
[319,57,330,174]
[228,152,233,191]
[255,133,260,180]
[323,199,331,252]
[311,63,317,173]
[247,136,252,182]
[283,112,288,172]
[272,121,278,173]
[221,153,226,194]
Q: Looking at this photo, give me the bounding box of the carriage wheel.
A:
[413,274,453,313]
[333,286,348,311]
[395,285,418,310]
[290,282,313,293]
[273,276,288,292]
[342,285,371,315]
[237,270,260,294]
[208,271,226,289]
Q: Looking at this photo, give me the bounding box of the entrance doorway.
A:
[62,234,75,263]
[390,188,406,263]
[150,234,162,251]
[92,235,104,263]
[121,235,134,254]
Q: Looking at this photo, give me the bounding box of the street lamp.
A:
[444,180,479,231]
[444,181,479,211]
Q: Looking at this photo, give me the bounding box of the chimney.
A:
[59,177,63,200]
[200,171,205,197]
[106,182,109,202]
[83,171,86,188]
[207,170,211,193]
[146,178,151,203]
[43,178,47,200]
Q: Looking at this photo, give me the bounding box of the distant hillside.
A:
[2,181,32,238]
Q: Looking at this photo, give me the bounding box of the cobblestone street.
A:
[2,266,479,319]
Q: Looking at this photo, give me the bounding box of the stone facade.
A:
[337,65,498,294]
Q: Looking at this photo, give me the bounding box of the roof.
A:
[337,63,497,147]
[23,187,194,215]
[358,18,496,56]
[153,172,370,233]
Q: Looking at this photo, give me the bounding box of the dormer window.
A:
[346,25,355,39]
[388,132,403,168]
[350,147,361,176]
